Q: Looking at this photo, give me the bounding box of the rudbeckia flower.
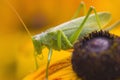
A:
[23,55,79,80]
[22,0,120,80]
[23,30,120,80]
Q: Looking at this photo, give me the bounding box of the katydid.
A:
[7,1,120,80]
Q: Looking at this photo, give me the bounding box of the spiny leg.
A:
[57,30,73,49]
[46,48,53,80]
[72,1,86,19]
[69,6,102,44]
[104,20,120,31]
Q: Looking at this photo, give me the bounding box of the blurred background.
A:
[0,0,120,80]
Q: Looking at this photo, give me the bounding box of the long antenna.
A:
[6,0,32,37]
[6,0,39,69]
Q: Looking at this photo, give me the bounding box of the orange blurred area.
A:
[0,0,120,80]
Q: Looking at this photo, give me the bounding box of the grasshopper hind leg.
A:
[104,20,120,31]
[72,1,86,19]
[69,6,102,44]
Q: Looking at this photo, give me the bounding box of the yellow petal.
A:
[23,56,81,80]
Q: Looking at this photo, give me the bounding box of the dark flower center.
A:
[72,30,120,80]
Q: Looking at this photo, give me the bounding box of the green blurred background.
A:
[0,0,120,80]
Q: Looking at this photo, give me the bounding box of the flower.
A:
[22,0,120,80]
[72,30,120,80]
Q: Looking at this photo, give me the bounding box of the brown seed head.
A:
[72,30,120,80]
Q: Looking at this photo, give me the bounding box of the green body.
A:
[32,12,111,54]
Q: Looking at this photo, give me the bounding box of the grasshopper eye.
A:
[72,30,120,80]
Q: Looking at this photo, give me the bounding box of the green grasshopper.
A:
[7,1,120,80]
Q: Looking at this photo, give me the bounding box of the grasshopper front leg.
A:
[69,6,102,44]
[46,48,53,80]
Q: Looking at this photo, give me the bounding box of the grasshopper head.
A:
[32,37,43,55]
